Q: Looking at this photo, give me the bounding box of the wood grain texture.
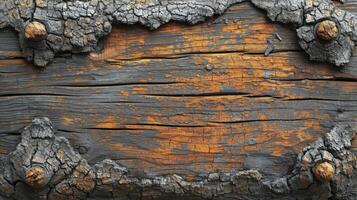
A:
[0,2,356,180]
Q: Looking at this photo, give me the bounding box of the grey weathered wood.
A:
[1,118,356,200]
[0,1,356,200]
[0,1,355,174]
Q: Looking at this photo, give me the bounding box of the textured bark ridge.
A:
[0,0,357,67]
[0,118,356,200]
[0,0,245,67]
[251,0,357,67]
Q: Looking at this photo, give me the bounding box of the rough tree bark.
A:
[0,118,356,200]
[0,0,357,200]
[1,0,357,66]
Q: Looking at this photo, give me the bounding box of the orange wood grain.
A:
[0,2,356,179]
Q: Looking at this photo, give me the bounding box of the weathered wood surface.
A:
[1,118,355,200]
[0,1,356,181]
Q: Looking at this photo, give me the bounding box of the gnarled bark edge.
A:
[253,0,357,67]
[0,0,357,67]
[0,117,356,200]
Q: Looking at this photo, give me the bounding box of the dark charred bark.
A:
[0,0,357,67]
[0,118,355,200]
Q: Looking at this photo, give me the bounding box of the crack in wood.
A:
[0,0,357,67]
[0,117,356,199]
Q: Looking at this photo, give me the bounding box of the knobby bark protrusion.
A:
[24,21,48,42]
[315,20,339,42]
[0,117,356,200]
[24,166,49,189]
[313,162,335,182]
[0,0,357,67]
[251,0,357,67]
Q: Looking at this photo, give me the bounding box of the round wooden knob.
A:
[25,167,48,188]
[24,21,48,41]
[315,20,339,41]
[313,162,335,182]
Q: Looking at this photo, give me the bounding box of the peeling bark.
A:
[0,0,357,67]
[0,118,355,200]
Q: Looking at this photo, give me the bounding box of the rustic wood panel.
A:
[0,2,356,180]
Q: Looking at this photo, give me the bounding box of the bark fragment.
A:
[1,0,357,67]
[0,0,245,67]
[251,0,357,67]
[0,118,355,199]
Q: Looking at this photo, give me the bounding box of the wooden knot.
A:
[24,21,47,41]
[25,167,48,188]
[313,162,335,182]
[315,20,339,41]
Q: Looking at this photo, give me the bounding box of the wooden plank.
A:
[0,28,22,59]
[0,2,356,180]
[90,3,300,61]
